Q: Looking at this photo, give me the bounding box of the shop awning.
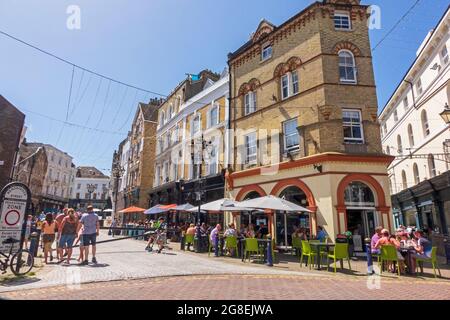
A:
[239,195,312,213]
[145,204,177,215]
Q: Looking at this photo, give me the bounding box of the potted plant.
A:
[344,231,354,257]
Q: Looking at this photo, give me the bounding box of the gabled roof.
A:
[76,166,108,179]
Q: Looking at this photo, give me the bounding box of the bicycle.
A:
[0,237,34,276]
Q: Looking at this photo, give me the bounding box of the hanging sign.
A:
[0,183,31,253]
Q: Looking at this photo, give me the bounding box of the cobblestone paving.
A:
[2,274,450,300]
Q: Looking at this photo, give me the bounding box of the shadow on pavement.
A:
[0,277,41,287]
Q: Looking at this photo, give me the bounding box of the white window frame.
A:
[163,161,169,183]
[192,113,201,136]
[172,162,178,182]
[408,124,415,147]
[393,109,398,122]
[342,109,364,144]
[339,50,357,84]
[207,145,218,176]
[397,135,403,155]
[403,96,409,111]
[334,12,351,30]
[244,132,257,165]
[281,72,299,100]
[208,103,219,128]
[261,44,272,61]
[244,91,257,116]
[283,118,300,152]
[416,78,423,96]
[441,45,449,65]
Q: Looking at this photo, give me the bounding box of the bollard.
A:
[266,236,273,267]
[29,232,39,257]
[180,233,185,251]
[365,238,374,275]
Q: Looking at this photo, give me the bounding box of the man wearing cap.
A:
[80,205,100,265]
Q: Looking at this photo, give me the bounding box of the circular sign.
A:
[4,210,20,226]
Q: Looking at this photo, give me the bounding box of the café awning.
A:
[173,203,195,211]
[145,204,177,215]
[119,206,146,214]
[239,195,312,213]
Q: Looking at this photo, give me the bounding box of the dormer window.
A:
[261,44,272,61]
[334,12,351,30]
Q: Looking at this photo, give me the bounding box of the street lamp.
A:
[86,183,97,203]
[440,103,450,125]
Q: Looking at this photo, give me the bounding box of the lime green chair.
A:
[185,234,195,251]
[327,243,351,273]
[380,245,401,276]
[292,237,302,256]
[225,236,239,258]
[415,247,441,278]
[309,239,328,255]
[300,240,323,269]
[244,238,263,262]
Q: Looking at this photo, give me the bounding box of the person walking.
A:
[79,205,100,265]
[42,213,57,264]
[23,215,33,250]
[57,209,78,265]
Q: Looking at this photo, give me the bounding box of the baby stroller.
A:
[145,229,168,254]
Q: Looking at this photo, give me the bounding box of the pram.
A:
[145,229,168,253]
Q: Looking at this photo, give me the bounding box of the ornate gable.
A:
[252,19,276,43]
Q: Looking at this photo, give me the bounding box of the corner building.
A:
[225,0,394,248]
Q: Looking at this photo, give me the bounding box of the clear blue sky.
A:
[0,0,448,174]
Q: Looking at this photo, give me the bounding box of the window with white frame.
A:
[244,132,257,165]
[413,163,420,184]
[421,110,430,137]
[343,109,363,144]
[207,146,218,176]
[403,96,409,111]
[339,50,357,83]
[160,111,165,127]
[208,103,219,128]
[397,135,403,154]
[155,166,161,186]
[163,162,169,183]
[441,45,449,65]
[283,118,300,151]
[428,154,437,178]
[416,78,423,96]
[393,109,398,122]
[244,91,257,115]
[172,163,178,181]
[261,45,272,61]
[281,71,299,100]
[169,104,174,119]
[172,125,179,144]
[407,124,414,147]
[334,12,351,30]
[192,114,201,136]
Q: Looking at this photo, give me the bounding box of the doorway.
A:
[347,209,376,252]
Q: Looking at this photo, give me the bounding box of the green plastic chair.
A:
[292,237,302,256]
[185,234,195,251]
[300,240,323,269]
[309,240,328,255]
[225,236,239,258]
[380,245,401,276]
[244,238,263,262]
[415,247,441,278]
[327,243,351,273]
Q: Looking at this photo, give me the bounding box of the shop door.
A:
[363,211,376,240]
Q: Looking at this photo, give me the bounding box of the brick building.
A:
[224,0,394,249]
[0,95,25,191]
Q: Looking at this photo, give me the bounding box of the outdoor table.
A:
[400,247,416,275]
[309,242,335,270]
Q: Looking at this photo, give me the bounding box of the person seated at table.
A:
[210,224,222,257]
[371,226,383,254]
[256,223,268,239]
[411,230,432,271]
[316,226,328,242]
[224,223,237,238]
[292,227,307,240]
[239,223,248,237]
[246,224,256,238]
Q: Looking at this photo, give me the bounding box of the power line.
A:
[0,29,167,98]
[372,0,421,52]
[55,65,75,147]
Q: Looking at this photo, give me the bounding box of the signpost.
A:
[0,183,31,254]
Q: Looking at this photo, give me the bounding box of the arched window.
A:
[407,124,415,147]
[397,135,403,154]
[344,182,375,206]
[169,104,174,119]
[428,154,436,178]
[413,163,420,185]
[160,111,166,127]
[421,110,430,137]
[339,50,357,83]
[401,170,407,190]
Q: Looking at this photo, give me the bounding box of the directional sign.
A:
[0,183,31,253]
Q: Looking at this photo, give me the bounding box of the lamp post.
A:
[440,103,450,125]
[112,164,125,220]
[86,183,97,206]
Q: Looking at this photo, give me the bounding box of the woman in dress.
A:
[42,213,56,264]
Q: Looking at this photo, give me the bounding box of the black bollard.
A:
[266,236,273,267]
[180,233,185,251]
[365,238,374,275]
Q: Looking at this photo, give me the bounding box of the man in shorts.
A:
[79,205,100,265]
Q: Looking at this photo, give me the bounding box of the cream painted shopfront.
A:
[225,153,394,247]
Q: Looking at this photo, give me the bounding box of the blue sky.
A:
[0,0,448,174]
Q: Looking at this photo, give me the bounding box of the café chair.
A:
[415,247,441,278]
[184,234,195,251]
[225,236,239,258]
[327,243,351,273]
[292,237,302,256]
[244,238,263,263]
[380,245,401,277]
[300,240,324,269]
